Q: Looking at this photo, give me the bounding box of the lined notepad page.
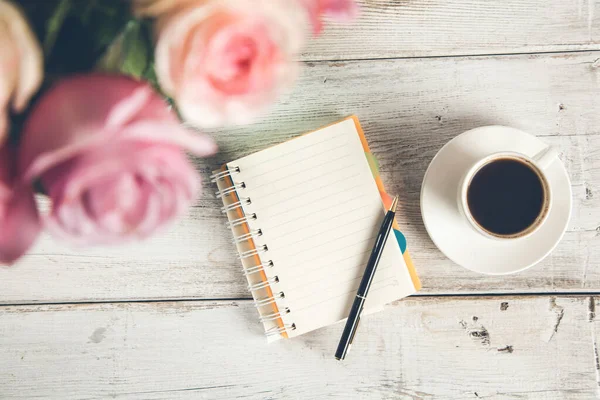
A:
[230,119,415,337]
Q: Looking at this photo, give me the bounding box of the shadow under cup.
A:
[463,154,551,239]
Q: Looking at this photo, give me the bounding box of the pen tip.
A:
[390,196,399,213]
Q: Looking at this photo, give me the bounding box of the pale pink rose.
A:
[0,146,41,264]
[19,75,217,245]
[154,0,307,128]
[0,0,43,145]
[132,0,207,17]
[300,0,359,35]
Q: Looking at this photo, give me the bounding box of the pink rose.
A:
[0,0,43,145]
[154,0,307,128]
[0,146,40,264]
[19,75,217,245]
[300,0,359,35]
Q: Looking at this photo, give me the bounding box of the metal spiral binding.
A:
[226,213,257,228]
[233,229,262,244]
[243,260,274,277]
[215,182,245,198]
[217,177,295,338]
[253,292,284,307]
[210,166,240,182]
[259,308,290,323]
[238,244,268,260]
[247,275,278,291]
[221,198,251,213]
[265,324,296,338]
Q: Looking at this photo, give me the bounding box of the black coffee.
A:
[467,158,546,236]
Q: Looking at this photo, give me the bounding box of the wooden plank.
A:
[2,52,599,303]
[2,212,597,303]
[217,52,600,145]
[0,296,597,399]
[12,188,600,303]
[301,0,600,60]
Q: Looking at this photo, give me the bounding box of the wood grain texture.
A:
[301,0,600,60]
[3,210,597,303]
[1,296,598,399]
[2,52,599,303]
[4,6,600,398]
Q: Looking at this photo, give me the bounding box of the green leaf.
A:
[143,61,159,87]
[19,0,132,76]
[121,21,149,78]
[97,19,156,80]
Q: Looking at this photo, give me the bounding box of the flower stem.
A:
[44,0,72,56]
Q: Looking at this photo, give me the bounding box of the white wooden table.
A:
[2,1,600,398]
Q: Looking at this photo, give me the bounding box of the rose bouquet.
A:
[0,0,357,264]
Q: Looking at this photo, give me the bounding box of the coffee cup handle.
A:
[533,146,559,170]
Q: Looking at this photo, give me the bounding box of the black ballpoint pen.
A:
[335,195,399,361]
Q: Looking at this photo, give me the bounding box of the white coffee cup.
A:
[457,146,559,240]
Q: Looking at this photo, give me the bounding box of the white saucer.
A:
[420,126,572,275]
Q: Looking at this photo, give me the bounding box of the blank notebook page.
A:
[229,119,414,337]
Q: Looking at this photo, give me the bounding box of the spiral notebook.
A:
[212,116,421,341]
